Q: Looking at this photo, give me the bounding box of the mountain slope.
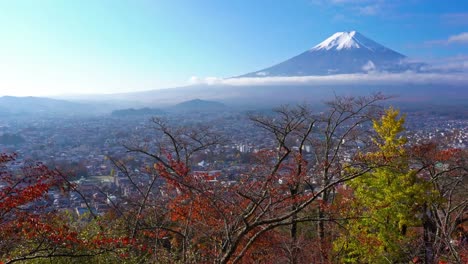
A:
[240,31,423,77]
[0,96,108,116]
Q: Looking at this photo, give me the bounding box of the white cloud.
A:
[418,55,468,72]
[188,76,201,84]
[204,77,221,85]
[312,0,385,16]
[189,76,221,85]
[256,71,269,76]
[189,56,468,88]
[358,5,379,15]
[427,32,468,46]
[362,60,376,72]
[447,32,468,44]
[187,72,468,87]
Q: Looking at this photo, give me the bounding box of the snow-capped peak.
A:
[238,30,411,78]
[311,31,380,51]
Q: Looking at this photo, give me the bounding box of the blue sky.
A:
[0,0,467,96]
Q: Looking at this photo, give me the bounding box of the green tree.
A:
[335,108,432,263]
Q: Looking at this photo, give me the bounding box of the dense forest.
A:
[1,95,466,264]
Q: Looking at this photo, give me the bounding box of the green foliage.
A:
[335,108,433,263]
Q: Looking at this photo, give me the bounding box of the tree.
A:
[0,153,128,263]
[248,94,386,263]
[334,108,433,263]
[0,153,82,262]
[103,94,387,263]
[410,142,467,263]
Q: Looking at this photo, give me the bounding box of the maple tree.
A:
[410,142,467,263]
[247,94,387,263]
[100,94,387,263]
[0,153,78,262]
[0,154,134,263]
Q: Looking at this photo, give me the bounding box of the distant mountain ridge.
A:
[111,107,164,117]
[0,96,82,114]
[0,96,112,116]
[172,99,226,112]
[239,31,424,77]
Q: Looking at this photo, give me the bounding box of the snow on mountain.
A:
[312,31,384,51]
[239,31,424,77]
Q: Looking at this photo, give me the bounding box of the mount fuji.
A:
[55,30,466,110]
[239,31,424,77]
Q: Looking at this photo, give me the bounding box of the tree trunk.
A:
[318,190,328,263]
[423,205,435,264]
[290,187,298,264]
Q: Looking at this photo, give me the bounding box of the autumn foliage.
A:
[1,96,466,263]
